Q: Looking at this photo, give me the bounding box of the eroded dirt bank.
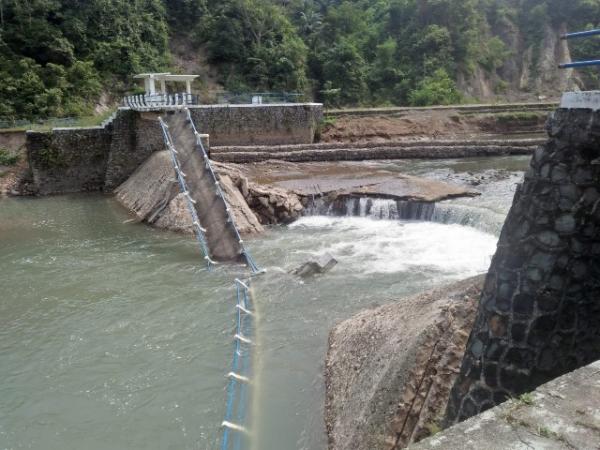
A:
[320,107,550,143]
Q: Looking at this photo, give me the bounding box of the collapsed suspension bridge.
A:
[158,108,261,449]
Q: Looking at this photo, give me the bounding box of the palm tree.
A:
[298,9,322,38]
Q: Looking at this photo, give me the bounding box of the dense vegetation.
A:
[1,0,599,120]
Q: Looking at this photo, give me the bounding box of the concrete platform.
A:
[408,360,600,450]
[560,91,600,111]
[236,160,480,202]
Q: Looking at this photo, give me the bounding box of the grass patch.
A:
[314,116,337,141]
[495,112,544,123]
[424,420,442,436]
[1,109,116,132]
[518,392,535,406]
[0,149,19,165]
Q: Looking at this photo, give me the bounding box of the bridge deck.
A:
[163,109,245,263]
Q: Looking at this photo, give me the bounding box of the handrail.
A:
[157,116,215,270]
[123,93,199,110]
[221,278,254,450]
[561,29,600,40]
[184,108,262,273]
[559,28,600,69]
[158,110,262,450]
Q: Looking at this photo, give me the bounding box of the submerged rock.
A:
[291,253,338,278]
[325,276,484,450]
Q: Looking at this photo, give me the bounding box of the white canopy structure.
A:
[133,73,199,96]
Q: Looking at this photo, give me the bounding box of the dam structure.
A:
[123,82,263,448]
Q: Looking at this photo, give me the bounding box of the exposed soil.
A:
[319,110,548,143]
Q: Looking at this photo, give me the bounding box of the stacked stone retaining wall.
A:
[212,143,538,163]
[25,104,323,195]
[26,127,111,195]
[445,107,600,424]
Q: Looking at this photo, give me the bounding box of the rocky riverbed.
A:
[114,155,480,236]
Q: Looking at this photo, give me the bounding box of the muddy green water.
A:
[0,157,529,450]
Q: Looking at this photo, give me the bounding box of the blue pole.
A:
[559,60,600,69]
[561,29,600,40]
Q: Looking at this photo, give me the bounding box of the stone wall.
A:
[25,104,322,195]
[189,103,322,146]
[104,110,164,190]
[445,108,600,424]
[0,130,26,153]
[211,143,537,164]
[26,127,111,194]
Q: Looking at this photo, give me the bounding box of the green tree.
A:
[322,39,368,105]
[203,0,307,91]
[408,68,462,106]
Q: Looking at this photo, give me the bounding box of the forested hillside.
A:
[1,0,599,120]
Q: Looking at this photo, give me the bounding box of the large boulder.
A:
[325,276,485,450]
[213,161,305,224]
[115,151,264,235]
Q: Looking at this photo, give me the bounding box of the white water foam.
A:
[308,197,505,235]
[289,216,497,277]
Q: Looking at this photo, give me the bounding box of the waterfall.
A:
[306,196,504,235]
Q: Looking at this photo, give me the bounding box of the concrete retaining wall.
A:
[27,127,111,195]
[411,360,600,450]
[25,103,323,195]
[189,103,322,146]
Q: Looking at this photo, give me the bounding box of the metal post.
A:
[559,60,600,69]
[561,29,600,40]
[559,28,600,69]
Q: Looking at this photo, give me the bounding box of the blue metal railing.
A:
[214,91,306,105]
[158,116,215,270]
[559,28,600,69]
[221,278,255,450]
[184,108,262,274]
[158,110,262,450]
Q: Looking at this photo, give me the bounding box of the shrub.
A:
[408,69,462,106]
[0,149,19,166]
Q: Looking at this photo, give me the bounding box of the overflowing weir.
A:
[307,196,506,235]
[158,108,260,450]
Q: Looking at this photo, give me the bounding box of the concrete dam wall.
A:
[25,104,323,195]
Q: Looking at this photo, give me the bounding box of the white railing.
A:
[123,93,199,110]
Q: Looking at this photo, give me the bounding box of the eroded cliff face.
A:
[458,22,581,101]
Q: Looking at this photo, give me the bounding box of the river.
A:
[0,156,529,450]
